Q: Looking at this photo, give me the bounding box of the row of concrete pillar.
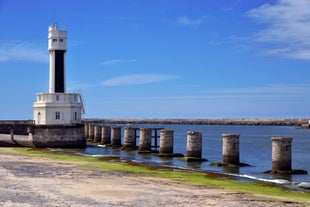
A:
[85,125,122,146]
[85,124,303,173]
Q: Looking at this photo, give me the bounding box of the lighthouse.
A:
[48,24,66,93]
[30,25,86,148]
[33,24,84,126]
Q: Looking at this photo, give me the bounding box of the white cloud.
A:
[177,16,206,27]
[120,84,310,104]
[0,41,48,63]
[102,74,179,86]
[100,59,136,66]
[246,0,310,60]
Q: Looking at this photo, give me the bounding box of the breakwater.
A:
[83,118,309,126]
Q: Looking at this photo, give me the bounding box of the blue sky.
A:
[1,0,310,119]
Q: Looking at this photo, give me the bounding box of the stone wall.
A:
[30,124,86,148]
[0,120,34,135]
[0,134,33,147]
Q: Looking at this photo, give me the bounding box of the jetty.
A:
[84,118,310,126]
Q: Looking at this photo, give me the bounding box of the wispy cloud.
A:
[246,0,310,60]
[100,59,136,66]
[0,40,48,63]
[102,74,179,86]
[177,15,206,27]
[128,84,310,101]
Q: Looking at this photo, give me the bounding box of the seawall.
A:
[0,121,85,148]
[29,124,86,148]
[84,118,309,126]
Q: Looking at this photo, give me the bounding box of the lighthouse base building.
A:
[33,93,84,125]
[29,24,86,148]
[31,93,86,148]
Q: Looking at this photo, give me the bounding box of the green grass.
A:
[1,147,310,204]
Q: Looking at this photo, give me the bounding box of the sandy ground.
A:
[0,153,306,207]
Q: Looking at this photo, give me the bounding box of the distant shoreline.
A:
[83,118,310,126]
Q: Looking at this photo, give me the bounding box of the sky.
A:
[1,0,310,119]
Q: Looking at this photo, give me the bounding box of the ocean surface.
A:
[82,124,310,187]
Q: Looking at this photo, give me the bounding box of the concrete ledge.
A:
[0,134,34,147]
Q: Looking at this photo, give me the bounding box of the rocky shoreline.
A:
[84,118,310,126]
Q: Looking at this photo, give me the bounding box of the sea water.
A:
[83,124,310,186]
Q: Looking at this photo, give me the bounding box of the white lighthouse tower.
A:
[33,24,84,125]
[48,24,66,93]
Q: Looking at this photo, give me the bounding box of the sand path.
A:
[0,153,305,207]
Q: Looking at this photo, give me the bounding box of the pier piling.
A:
[222,134,240,165]
[272,137,292,171]
[101,126,111,144]
[159,129,174,155]
[88,124,94,140]
[111,126,122,146]
[122,127,136,150]
[138,128,152,153]
[186,131,203,158]
[94,125,102,143]
[84,124,89,139]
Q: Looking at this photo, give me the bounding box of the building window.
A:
[55,112,60,120]
[74,112,77,120]
[59,39,63,42]
[56,95,59,101]
[53,39,57,42]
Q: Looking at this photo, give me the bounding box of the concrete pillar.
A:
[10,127,14,139]
[111,126,122,146]
[138,128,152,152]
[272,137,292,171]
[159,129,174,154]
[186,131,202,158]
[101,126,111,144]
[84,124,89,139]
[27,126,34,134]
[94,125,102,142]
[122,127,136,149]
[88,124,94,140]
[222,134,240,165]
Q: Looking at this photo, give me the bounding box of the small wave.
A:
[297,182,310,189]
[236,174,289,184]
[91,154,106,157]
